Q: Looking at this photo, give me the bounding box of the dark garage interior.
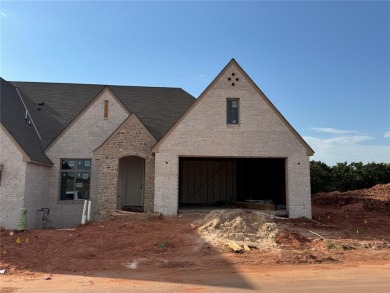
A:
[179,157,286,208]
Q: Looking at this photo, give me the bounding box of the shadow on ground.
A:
[0,213,255,290]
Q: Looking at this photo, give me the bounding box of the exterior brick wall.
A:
[24,163,50,229]
[94,114,157,215]
[0,127,27,229]
[2,62,312,228]
[45,88,129,227]
[154,63,312,218]
[155,153,179,215]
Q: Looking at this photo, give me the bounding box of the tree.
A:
[310,161,390,193]
[310,161,333,193]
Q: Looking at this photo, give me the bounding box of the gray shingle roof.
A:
[0,78,52,164]
[109,85,195,140]
[10,82,106,148]
[6,80,195,160]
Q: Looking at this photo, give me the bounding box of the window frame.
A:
[60,159,91,201]
[227,98,240,125]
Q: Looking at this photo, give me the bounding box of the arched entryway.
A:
[118,156,145,211]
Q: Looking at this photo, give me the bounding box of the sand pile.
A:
[195,209,278,246]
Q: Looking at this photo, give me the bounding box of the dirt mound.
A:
[312,184,390,213]
[196,209,278,246]
[101,210,162,222]
[275,232,312,249]
[1,207,390,276]
[341,202,364,213]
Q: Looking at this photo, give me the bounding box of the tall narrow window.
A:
[60,159,91,200]
[227,98,239,124]
[104,100,109,119]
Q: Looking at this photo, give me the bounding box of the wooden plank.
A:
[233,201,275,210]
[227,241,243,252]
[243,244,251,252]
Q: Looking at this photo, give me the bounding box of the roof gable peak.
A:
[153,58,314,156]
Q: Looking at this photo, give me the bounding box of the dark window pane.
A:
[75,172,90,199]
[227,99,239,124]
[227,111,233,123]
[60,172,75,200]
[227,100,232,111]
[60,159,91,200]
[231,111,238,124]
[62,159,75,170]
[78,159,91,170]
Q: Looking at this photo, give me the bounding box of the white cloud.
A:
[322,135,374,144]
[304,135,390,165]
[311,127,356,134]
[1,12,7,18]
[199,74,208,78]
[384,130,390,138]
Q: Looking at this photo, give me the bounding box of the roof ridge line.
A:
[11,80,184,90]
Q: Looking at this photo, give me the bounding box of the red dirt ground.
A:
[0,185,389,277]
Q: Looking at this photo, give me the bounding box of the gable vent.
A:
[227,73,239,86]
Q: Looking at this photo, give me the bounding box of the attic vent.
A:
[228,73,238,86]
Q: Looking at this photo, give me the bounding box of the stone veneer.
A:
[94,114,157,214]
[2,60,313,228]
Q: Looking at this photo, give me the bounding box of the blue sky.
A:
[1,1,389,165]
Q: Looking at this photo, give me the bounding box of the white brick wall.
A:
[154,63,312,218]
[154,153,179,215]
[24,163,50,229]
[0,127,27,229]
[46,88,129,227]
[286,155,312,218]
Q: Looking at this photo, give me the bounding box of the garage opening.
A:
[179,158,286,209]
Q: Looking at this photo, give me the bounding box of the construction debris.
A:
[309,230,326,241]
[126,261,138,269]
[233,200,275,210]
[0,185,389,274]
[243,244,251,252]
[227,241,243,253]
